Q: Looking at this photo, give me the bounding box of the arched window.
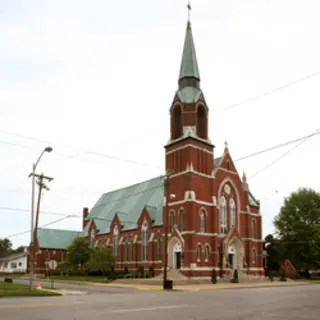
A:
[197,105,206,139]
[157,233,161,261]
[141,220,148,261]
[179,208,184,231]
[200,209,206,233]
[124,238,128,262]
[197,244,202,261]
[252,248,257,264]
[230,198,236,228]
[170,211,175,232]
[220,197,227,234]
[252,219,256,239]
[173,106,182,139]
[205,245,210,262]
[113,225,119,258]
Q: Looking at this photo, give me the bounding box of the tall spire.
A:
[178,10,200,89]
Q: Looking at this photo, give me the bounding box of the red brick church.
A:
[31,19,263,277]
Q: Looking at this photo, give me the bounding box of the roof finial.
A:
[187,1,192,22]
[224,140,229,153]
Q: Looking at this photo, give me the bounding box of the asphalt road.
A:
[1,284,319,319]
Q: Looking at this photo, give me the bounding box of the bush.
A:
[4,277,13,283]
[280,271,287,282]
[230,269,239,283]
[148,266,155,278]
[124,265,129,276]
[136,265,144,278]
[211,269,217,284]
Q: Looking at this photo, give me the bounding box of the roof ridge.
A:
[38,227,81,233]
[100,175,164,196]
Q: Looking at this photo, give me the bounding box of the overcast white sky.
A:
[1,0,320,247]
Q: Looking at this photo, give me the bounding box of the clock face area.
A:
[224,184,231,195]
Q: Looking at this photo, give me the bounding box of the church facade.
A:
[31,20,263,277]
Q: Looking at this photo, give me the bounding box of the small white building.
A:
[0,251,28,274]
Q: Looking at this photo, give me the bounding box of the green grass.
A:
[0,282,61,298]
[47,275,111,283]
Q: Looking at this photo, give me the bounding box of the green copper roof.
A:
[87,176,165,235]
[214,157,222,167]
[179,21,200,80]
[37,228,81,249]
[248,192,259,207]
[176,87,204,103]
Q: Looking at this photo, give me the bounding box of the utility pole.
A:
[163,170,175,290]
[29,173,53,291]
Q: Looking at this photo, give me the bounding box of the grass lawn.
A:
[0,282,61,298]
[48,275,111,283]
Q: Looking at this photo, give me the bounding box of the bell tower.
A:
[165,20,214,179]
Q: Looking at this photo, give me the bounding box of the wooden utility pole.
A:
[29,173,53,290]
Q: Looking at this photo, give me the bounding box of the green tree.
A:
[264,234,284,271]
[274,188,320,269]
[0,238,13,257]
[66,237,92,271]
[86,247,115,276]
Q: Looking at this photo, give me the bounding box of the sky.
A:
[1,0,320,248]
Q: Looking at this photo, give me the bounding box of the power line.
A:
[249,127,320,179]
[235,130,320,162]
[223,71,320,110]
[0,129,162,169]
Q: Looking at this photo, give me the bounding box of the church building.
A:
[31,19,263,277]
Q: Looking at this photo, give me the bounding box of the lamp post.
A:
[163,172,176,290]
[29,146,53,291]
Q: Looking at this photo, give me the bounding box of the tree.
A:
[66,237,92,271]
[86,247,115,276]
[264,234,284,271]
[274,188,320,269]
[0,238,13,257]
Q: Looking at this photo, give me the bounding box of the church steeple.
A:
[178,21,200,90]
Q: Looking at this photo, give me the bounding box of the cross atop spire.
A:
[178,5,200,89]
[187,2,192,22]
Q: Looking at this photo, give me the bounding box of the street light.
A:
[163,171,176,290]
[29,146,53,290]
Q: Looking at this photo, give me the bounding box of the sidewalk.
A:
[83,280,308,292]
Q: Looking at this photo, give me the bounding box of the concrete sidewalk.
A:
[82,280,308,292]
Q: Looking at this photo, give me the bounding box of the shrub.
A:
[124,265,129,275]
[231,269,239,283]
[148,266,155,278]
[4,277,13,283]
[136,265,144,278]
[280,271,287,282]
[211,269,217,284]
[268,270,274,281]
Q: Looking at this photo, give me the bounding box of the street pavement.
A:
[0,283,319,319]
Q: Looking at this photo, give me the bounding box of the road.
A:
[0,284,319,319]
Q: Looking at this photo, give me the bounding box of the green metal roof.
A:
[37,228,81,249]
[176,87,204,104]
[87,176,164,235]
[179,21,200,80]
[214,157,222,167]
[248,192,259,207]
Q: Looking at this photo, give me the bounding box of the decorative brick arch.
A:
[168,236,183,269]
[217,177,241,233]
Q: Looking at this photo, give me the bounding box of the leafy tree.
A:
[264,234,284,271]
[14,246,25,253]
[86,247,115,276]
[66,237,92,271]
[0,238,13,257]
[274,188,320,269]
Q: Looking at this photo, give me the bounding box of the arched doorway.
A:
[223,236,244,271]
[168,237,182,269]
